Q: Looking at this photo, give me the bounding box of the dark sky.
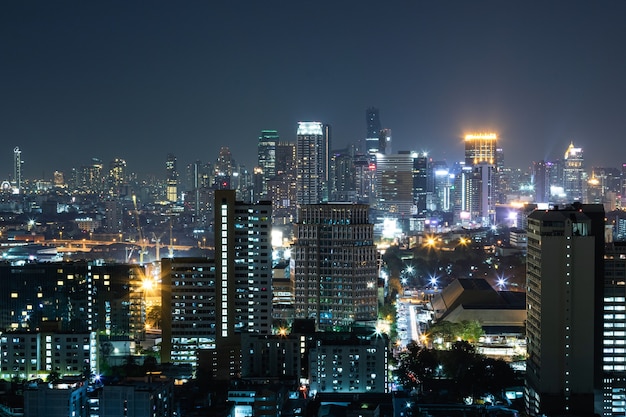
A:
[2,1,626,179]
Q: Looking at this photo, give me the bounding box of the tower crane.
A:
[132,194,147,265]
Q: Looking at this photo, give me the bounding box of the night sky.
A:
[2,1,626,179]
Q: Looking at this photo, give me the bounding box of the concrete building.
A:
[161,190,272,378]
[563,142,585,203]
[296,122,328,205]
[525,203,605,416]
[309,330,389,394]
[257,130,279,199]
[602,242,626,416]
[24,378,88,417]
[98,377,174,417]
[375,151,415,217]
[430,278,526,332]
[293,203,378,331]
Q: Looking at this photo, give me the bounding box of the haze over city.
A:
[2,1,626,178]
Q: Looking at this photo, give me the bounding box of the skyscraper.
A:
[563,142,585,202]
[296,122,325,206]
[108,158,126,196]
[375,151,415,216]
[293,203,378,331]
[525,203,605,416]
[365,107,381,154]
[413,153,431,214]
[464,133,498,225]
[166,153,177,202]
[161,190,272,377]
[464,133,497,166]
[13,147,21,193]
[533,160,549,204]
[603,242,626,416]
[257,130,279,198]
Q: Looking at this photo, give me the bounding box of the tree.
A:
[396,342,439,390]
[146,305,162,329]
[459,320,484,343]
[46,370,61,383]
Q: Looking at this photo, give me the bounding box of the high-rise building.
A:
[108,158,126,196]
[533,161,549,204]
[375,152,415,217]
[257,130,279,198]
[275,142,296,176]
[296,122,326,206]
[293,203,378,331]
[378,128,392,155]
[76,158,104,192]
[13,146,22,193]
[412,153,431,214]
[563,142,585,202]
[603,242,626,416]
[525,203,605,416]
[329,149,356,202]
[215,189,272,335]
[465,133,497,166]
[166,153,177,202]
[161,190,272,376]
[464,133,498,225]
[365,107,382,154]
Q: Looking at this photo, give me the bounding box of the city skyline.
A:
[2,2,626,178]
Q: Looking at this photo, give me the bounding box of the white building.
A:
[309,331,389,394]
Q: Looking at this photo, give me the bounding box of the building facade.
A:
[257,130,279,199]
[296,122,327,206]
[525,203,605,416]
[161,190,272,376]
[293,203,378,331]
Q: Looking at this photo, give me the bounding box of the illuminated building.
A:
[257,130,279,198]
[240,333,302,381]
[293,203,377,331]
[533,160,549,204]
[161,190,272,377]
[378,128,392,155]
[13,146,21,193]
[165,153,177,202]
[215,189,272,335]
[412,153,431,214]
[329,148,357,202]
[0,332,91,380]
[365,107,381,154]
[464,133,497,165]
[563,142,585,202]
[602,242,626,416]
[525,203,605,416]
[108,157,126,196]
[77,158,104,192]
[309,330,389,394]
[462,133,498,225]
[354,154,376,204]
[267,173,297,225]
[296,122,327,205]
[215,146,235,178]
[161,258,218,371]
[24,378,88,417]
[375,151,415,216]
[0,262,146,378]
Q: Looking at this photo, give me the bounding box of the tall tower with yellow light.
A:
[462,133,498,225]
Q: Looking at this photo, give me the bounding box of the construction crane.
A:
[132,194,147,265]
[152,231,165,261]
